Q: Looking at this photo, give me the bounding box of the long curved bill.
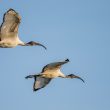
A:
[67,74,85,83]
[75,76,85,83]
[26,41,47,50]
[35,42,47,50]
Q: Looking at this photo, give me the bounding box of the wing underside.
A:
[0,9,21,34]
[33,76,52,91]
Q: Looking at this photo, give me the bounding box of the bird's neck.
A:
[18,40,25,46]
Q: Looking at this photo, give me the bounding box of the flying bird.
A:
[25,59,84,91]
[0,9,46,49]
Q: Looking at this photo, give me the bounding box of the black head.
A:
[67,74,85,83]
[26,41,47,50]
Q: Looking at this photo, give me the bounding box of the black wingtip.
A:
[65,59,69,62]
[25,76,28,79]
[8,8,14,11]
[33,88,40,92]
[7,8,16,13]
[33,85,47,92]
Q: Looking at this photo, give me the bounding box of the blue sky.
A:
[0,0,110,110]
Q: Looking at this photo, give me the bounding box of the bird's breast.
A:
[42,70,62,78]
[0,41,17,48]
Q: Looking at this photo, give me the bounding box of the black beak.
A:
[26,41,47,50]
[67,74,85,83]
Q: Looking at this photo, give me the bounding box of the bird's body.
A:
[0,33,24,48]
[25,59,84,91]
[0,9,46,49]
[41,69,65,78]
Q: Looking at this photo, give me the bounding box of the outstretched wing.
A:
[0,9,21,34]
[42,59,69,72]
[33,76,52,91]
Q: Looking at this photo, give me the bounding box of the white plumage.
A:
[25,59,84,91]
[0,9,46,49]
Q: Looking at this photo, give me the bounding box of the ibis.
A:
[0,9,46,49]
[25,59,84,91]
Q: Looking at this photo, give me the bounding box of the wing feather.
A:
[0,9,21,34]
[42,59,69,72]
[33,76,52,91]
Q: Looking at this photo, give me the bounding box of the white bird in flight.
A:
[0,9,46,49]
[25,59,84,91]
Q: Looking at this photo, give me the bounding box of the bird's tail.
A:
[25,75,35,79]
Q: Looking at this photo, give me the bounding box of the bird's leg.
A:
[66,74,85,82]
[25,41,47,49]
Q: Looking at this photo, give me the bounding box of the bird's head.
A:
[25,41,47,50]
[66,74,85,82]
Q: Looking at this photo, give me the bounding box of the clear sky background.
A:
[0,0,110,110]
